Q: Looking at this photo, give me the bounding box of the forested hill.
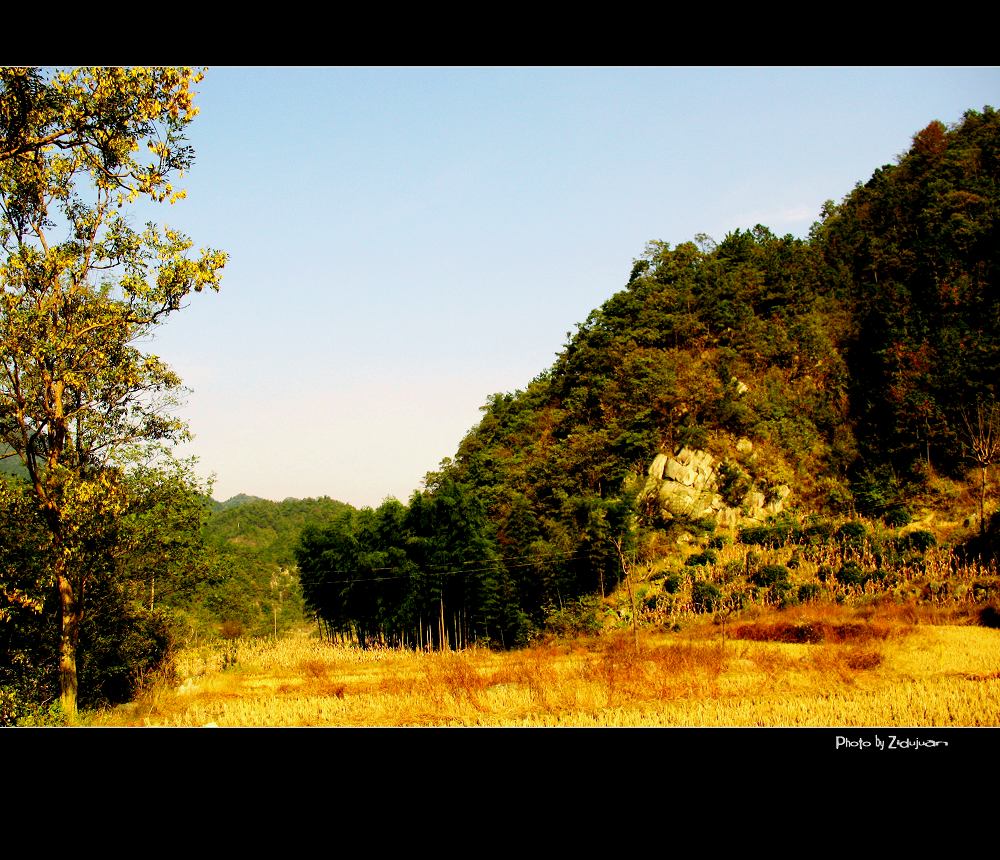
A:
[205,495,353,569]
[170,495,356,640]
[211,493,269,512]
[296,106,1000,650]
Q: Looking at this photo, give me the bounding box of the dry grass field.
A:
[87,601,1000,728]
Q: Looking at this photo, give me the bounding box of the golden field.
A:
[87,602,1000,728]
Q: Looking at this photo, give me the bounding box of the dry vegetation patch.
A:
[728,600,921,646]
[87,604,1000,728]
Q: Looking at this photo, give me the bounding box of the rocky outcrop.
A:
[639,444,790,529]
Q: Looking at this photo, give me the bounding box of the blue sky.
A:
[144,66,999,507]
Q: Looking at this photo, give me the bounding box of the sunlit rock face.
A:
[640,446,790,529]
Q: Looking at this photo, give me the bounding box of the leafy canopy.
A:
[0,66,226,716]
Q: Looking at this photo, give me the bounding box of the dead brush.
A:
[808,642,885,683]
[731,599,916,645]
[291,655,351,699]
[422,653,489,710]
[644,640,727,699]
[732,621,826,644]
[488,648,566,710]
[298,658,331,680]
[844,647,883,671]
[591,636,647,706]
[378,673,422,698]
[872,600,921,626]
[586,635,727,704]
[646,639,726,677]
[827,621,895,643]
[747,645,801,684]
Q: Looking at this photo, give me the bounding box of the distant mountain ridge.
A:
[211,493,269,512]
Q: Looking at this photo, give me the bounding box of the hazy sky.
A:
[143,66,999,508]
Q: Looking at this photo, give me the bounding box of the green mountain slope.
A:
[169,495,355,640]
[297,106,1000,647]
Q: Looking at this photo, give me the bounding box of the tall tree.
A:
[819,106,1000,476]
[962,400,1000,536]
[0,67,226,716]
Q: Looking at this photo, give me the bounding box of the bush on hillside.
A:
[751,564,790,587]
[662,573,683,594]
[692,581,722,613]
[770,580,797,608]
[798,583,822,602]
[835,561,867,587]
[882,505,913,527]
[739,525,770,545]
[899,529,937,552]
[803,520,835,543]
[835,521,868,545]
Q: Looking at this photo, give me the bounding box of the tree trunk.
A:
[981,465,988,537]
[439,596,447,652]
[57,555,80,719]
[612,538,638,652]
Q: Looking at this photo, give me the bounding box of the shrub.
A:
[731,621,825,644]
[673,514,717,539]
[835,521,868,544]
[771,581,797,608]
[882,505,913,527]
[972,580,1000,601]
[835,561,867,587]
[708,534,732,550]
[545,595,604,636]
[0,570,176,713]
[0,687,16,727]
[662,573,683,594]
[979,605,1000,629]
[873,541,902,570]
[717,461,752,507]
[845,648,883,671]
[767,515,803,545]
[77,590,175,709]
[691,581,722,613]
[900,529,937,552]
[752,564,790,587]
[798,583,822,602]
[220,620,245,639]
[0,687,64,727]
[739,525,770,546]
[740,517,801,547]
[720,559,744,583]
[692,516,717,536]
[851,465,906,522]
[678,423,709,451]
[922,580,947,600]
[729,590,751,610]
[804,520,835,543]
[685,549,718,567]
